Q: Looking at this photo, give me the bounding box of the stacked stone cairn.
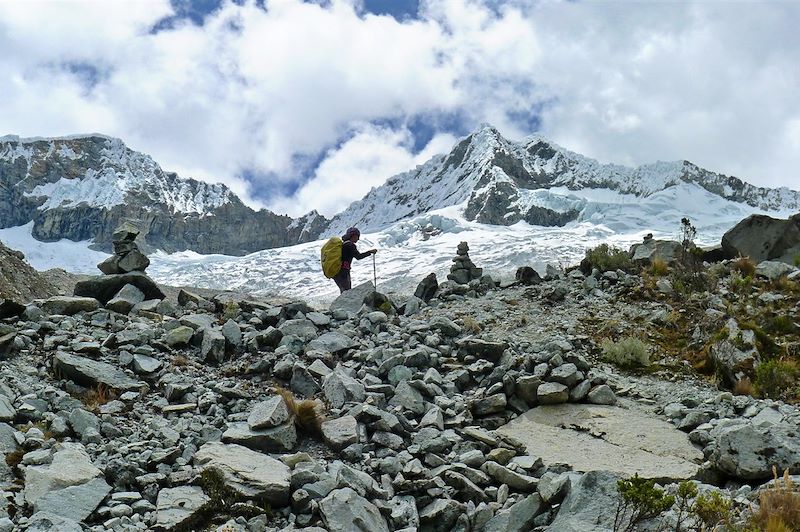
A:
[71,223,166,315]
[447,242,483,285]
[98,222,150,275]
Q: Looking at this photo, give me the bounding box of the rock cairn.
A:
[71,223,166,314]
[447,241,483,285]
[98,223,150,275]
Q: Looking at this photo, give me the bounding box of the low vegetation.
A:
[585,243,633,273]
[276,387,325,435]
[602,336,651,368]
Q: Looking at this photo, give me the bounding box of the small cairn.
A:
[98,222,150,274]
[447,242,483,285]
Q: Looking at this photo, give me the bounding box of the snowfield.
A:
[2,182,793,306]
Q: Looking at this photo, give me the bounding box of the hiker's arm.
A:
[353,247,377,260]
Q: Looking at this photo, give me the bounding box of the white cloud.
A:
[0,0,798,217]
[268,124,458,217]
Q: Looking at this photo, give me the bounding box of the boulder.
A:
[222,421,297,453]
[515,266,542,286]
[33,477,111,523]
[24,443,103,505]
[105,284,146,315]
[483,494,542,532]
[74,271,165,305]
[132,354,162,375]
[306,332,358,354]
[278,319,318,341]
[0,299,25,320]
[23,512,82,532]
[630,239,684,265]
[117,248,150,273]
[711,422,800,480]
[755,260,796,280]
[53,352,146,392]
[323,370,366,409]
[721,213,800,264]
[248,396,290,430]
[155,486,210,531]
[546,471,621,532]
[414,273,439,302]
[39,296,99,316]
[321,415,359,450]
[319,488,390,532]
[193,442,291,506]
[329,281,375,315]
[0,395,15,422]
[164,326,194,347]
[201,328,226,364]
[709,340,760,388]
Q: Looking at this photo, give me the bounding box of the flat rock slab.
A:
[54,352,147,393]
[155,486,210,531]
[497,403,703,481]
[193,442,291,506]
[74,271,165,305]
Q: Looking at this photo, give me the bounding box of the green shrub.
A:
[767,315,797,335]
[614,474,675,532]
[602,337,651,368]
[691,490,734,530]
[222,301,240,321]
[755,360,799,400]
[794,254,800,267]
[586,244,632,272]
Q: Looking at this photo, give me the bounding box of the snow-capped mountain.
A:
[326,125,800,235]
[0,134,327,254]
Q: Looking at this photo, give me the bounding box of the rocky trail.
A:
[1,229,800,532]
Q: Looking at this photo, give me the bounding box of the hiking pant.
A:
[333,269,351,293]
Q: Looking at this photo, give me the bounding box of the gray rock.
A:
[429,316,462,337]
[33,477,111,522]
[390,380,426,415]
[279,319,318,341]
[321,416,359,450]
[414,273,438,302]
[155,485,211,531]
[711,422,800,480]
[329,282,374,315]
[0,395,14,422]
[132,354,162,375]
[755,260,796,280]
[586,385,617,405]
[53,352,146,392]
[307,331,357,354]
[23,512,82,532]
[74,271,165,305]
[323,370,366,409]
[25,443,103,505]
[483,494,542,532]
[472,394,507,416]
[456,338,508,361]
[177,289,211,308]
[117,248,150,273]
[418,498,464,531]
[319,488,390,532]
[536,382,569,405]
[482,461,538,491]
[164,326,194,347]
[68,409,99,439]
[248,396,290,430]
[537,472,571,504]
[194,442,291,506]
[549,363,580,387]
[201,328,226,364]
[546,471,620,532]
[105,284,145,315]
[222,421,297,452]
[40,296,99,316]
[221,319,242,348]
[721,213,800,264]
[498,404,703,481]
[709,340,760,387]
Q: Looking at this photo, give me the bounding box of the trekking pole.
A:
[372,252,377,290]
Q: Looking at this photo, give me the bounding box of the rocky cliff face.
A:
[0,240,57,303]
[328,125,800,234]
[0,135,329,255]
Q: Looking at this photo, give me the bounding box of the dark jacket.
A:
[341,240,371,270]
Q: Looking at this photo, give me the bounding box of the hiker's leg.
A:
[334,270,350,293]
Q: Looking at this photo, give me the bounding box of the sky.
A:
[1,0,799,218]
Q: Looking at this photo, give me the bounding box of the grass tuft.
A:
[276,387,325,435]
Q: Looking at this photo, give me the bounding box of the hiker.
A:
[333,227,376,293]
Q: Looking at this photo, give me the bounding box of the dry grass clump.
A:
[733,378,754,396]
[651,257,669,276]
[747,468,800,532]
[4,448,24,468]
[733,256,756,277]
[82,384,117,412]
[171,354,189,367]
[461,316,482,334]
[276,387,325,435]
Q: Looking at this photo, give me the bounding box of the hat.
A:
[343,227,360,240]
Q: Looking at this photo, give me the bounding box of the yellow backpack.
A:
[320,237,343,278]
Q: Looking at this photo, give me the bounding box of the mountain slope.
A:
[0,134,328,255]
[327,125,800,235]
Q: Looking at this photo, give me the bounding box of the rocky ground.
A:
[1,241,799,532]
